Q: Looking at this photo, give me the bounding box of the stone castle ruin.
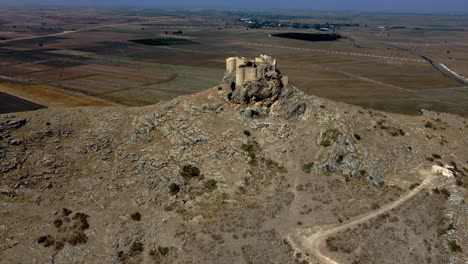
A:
[223,55,288,88]
[221,55,305,119]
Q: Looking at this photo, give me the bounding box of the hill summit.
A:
[0,56,466,264]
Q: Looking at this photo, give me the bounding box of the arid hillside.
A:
[0,71,466,263]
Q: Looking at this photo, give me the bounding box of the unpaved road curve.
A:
[290,170,435,264]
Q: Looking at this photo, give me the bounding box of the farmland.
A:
[272,32,343,41]
[0,91,44,114]
[0,8,467,116]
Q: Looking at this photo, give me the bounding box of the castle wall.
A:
[228,55,283,88]
[244,67,257,82]
[255,57,263,65]
[257,67,265,79]
[236,57,247,68]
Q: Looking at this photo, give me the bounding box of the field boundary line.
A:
[231,42,427,63]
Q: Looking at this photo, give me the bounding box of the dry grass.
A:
[0,82,116,107]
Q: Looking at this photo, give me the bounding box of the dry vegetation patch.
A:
[38,208,90,250]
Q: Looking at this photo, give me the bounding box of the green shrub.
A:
[169,183,180,194]
[320,140,331,147]
[130,212,141,221]
[54,219,63,228]
[447,223,456,231]
[54,241,64,250]
[449,241,463,252]
[38,235,55,247]
[320,129,341,147]
[72,212,90,230]
[241,143,255,157]
[440,188,450,198]
[302,162,315,173]
[265,159,277,169]
[385,127,405,137]
[158,246,170,256]
[117,251,126,261]
[67,232,88,246]
[243,130,251,137]
[241,141,259,164]
[181,165,200,179]
[344,175,351,182]
[326,237,339,251]
[62,208,72,216]
[433,188,450,199]
[204,179,217,191]
[129,241,144,256]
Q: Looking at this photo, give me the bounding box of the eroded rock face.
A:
[231,71,284,106]
[222,71,236,87]
[227,70,307,119]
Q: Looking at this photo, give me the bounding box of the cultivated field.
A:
[0,82,116,107]
[0,91,44,114]
[0,8,467,116]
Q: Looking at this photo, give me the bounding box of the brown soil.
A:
[0,82,118,107]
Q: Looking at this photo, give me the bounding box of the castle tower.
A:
[236,67,245,88]
[226,57,237,74]
[226,55,283,88]
[235,57,248,87]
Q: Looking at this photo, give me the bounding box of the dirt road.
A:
[290,170,436,264]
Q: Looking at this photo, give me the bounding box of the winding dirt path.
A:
[290,170,436,264]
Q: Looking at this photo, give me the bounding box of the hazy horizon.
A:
[1,0,468,14]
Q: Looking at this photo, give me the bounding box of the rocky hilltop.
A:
[0,58,467,264]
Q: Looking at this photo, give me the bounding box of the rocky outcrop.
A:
[0,56,466,264]
[225,70,307,120]
[231,71,284,107]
